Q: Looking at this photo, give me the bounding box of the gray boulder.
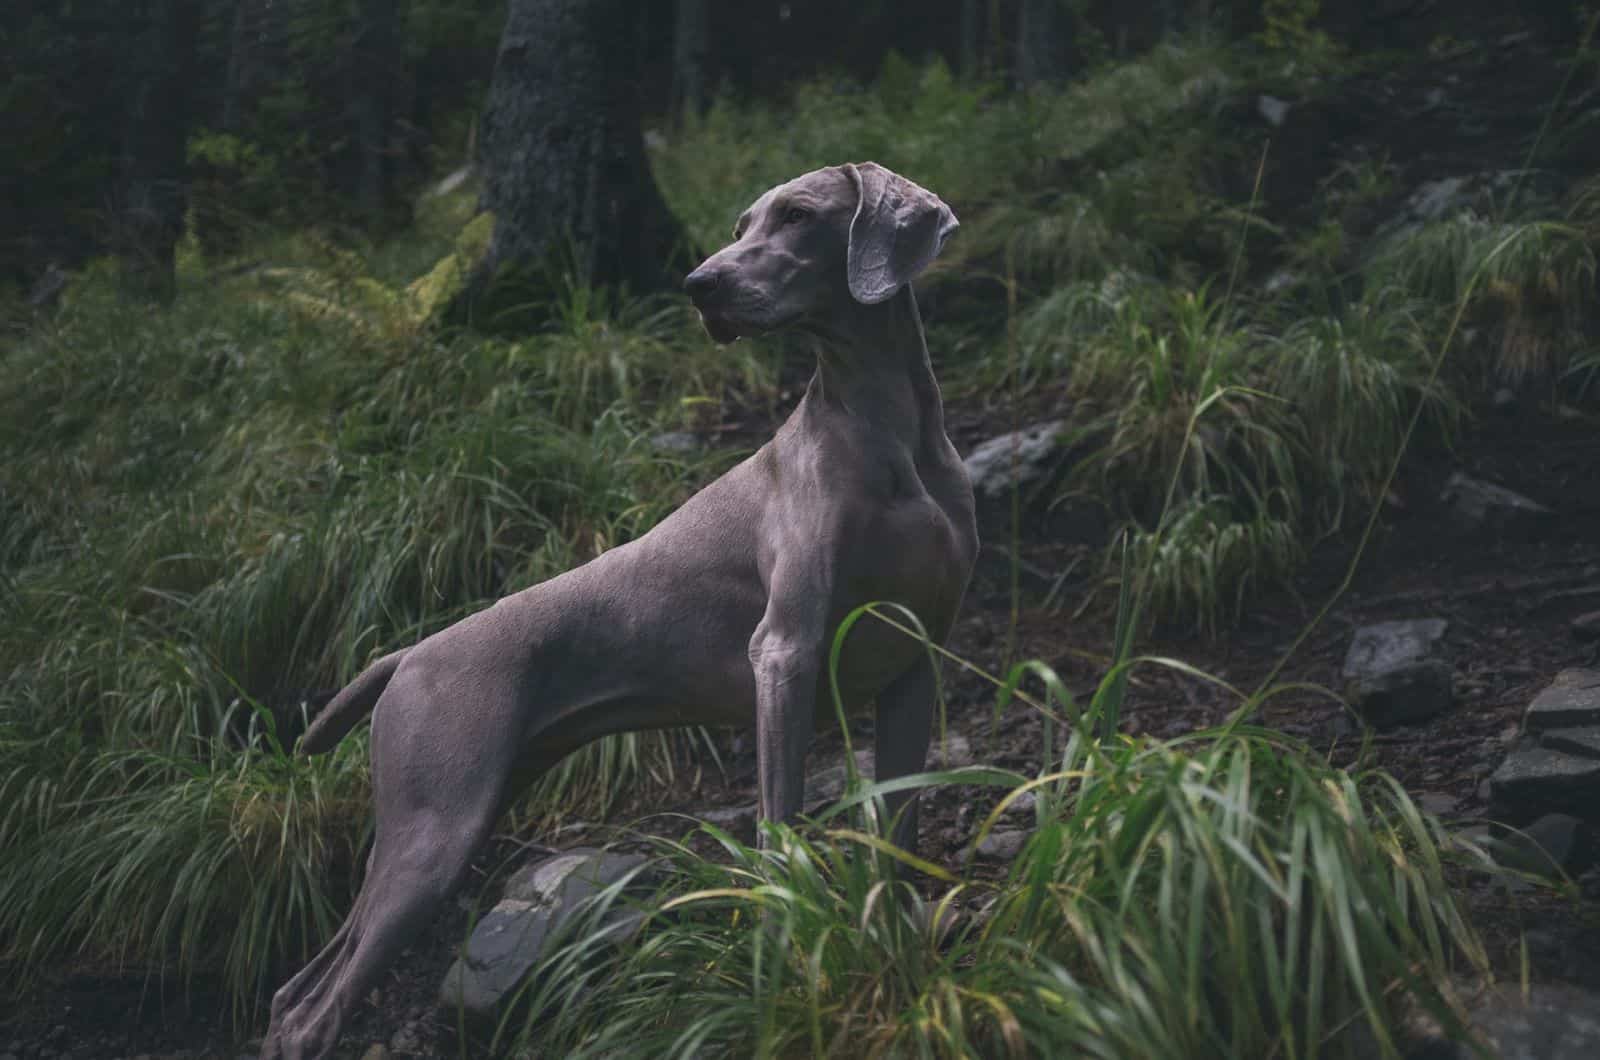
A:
[697,802,758,833]
[1439,472,1553,535]
[1489,749,1600,822]
[1525,669,1600,732]
[1255,94,1290,127]
[971,828,1029,861]
[805,733,973,811]
[1485,670,1600,825]
[962,422,1066,501]
[1380,170,1548,234]
[1340,619,1453,727]
[439,848,650,1018]
[425,164,475,199]
[649,430,700,454]
[1422,983,1600,1060]
[1543,727,1600,758]
[1487,814,1596,880]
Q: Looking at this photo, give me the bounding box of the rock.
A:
[805,751,874,808]
[358,1046,390,1060]
[961,421,1066,500]
[1406,176,1469,223]
[1263,268,1301,294]
[974,542,1059,593]
[1256,94,1290,127]
[426,164,474,199]
[1543,727,1600,759]
[1572,611,1600,643]
[927,731,974,770]
[1525,670,1600,732]
[1489,748,1600,821]
[804,734,973,811]
[1340,619,1453,727]
[1439,472,1553,535]
[1417,791,1460,817]
[972,829,1029,860]
[649,431,699,454]
[1002,790,1038,817]
[1490,814,1596,879]
[388,1022,424,1055]
[27,264,68,309]
[439,848,650,1018]
[1419,983,1600,1060]
[697,803,758,832]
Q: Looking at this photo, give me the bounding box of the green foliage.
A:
[502,684,1485,1058]
[1129,497,1301,634]
[1268,289,1460,523]
[1369,215,1597,386]
[0,229,765,1017]
[0,729,371,1022]
[1258,0,1343,71]
[653,41,1233,268]
[7,31,1597,1032]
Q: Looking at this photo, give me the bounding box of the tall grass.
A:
[1367,213,1596,387]
[502,672,1487,1059]
[0,724,372,1020]
[0,244,762,1019]
[5,34,1595,1033]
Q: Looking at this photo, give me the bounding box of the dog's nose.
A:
[683,266,721,300]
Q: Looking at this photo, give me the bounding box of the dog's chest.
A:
[821,483,974,696]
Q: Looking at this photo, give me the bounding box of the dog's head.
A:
[683,162,959,344]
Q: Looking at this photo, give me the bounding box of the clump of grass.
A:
[1267,287,1461,528]
[1128,497,1301,634]
[1367,213,1596,388]
[0,232,752,1015]
[504,673,1486,1059]
[1022,280,1302,629]
[0,724,372,1023]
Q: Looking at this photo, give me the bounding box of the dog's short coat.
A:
[261,162,977,1059]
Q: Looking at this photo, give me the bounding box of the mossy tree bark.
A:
[469,0,690,327]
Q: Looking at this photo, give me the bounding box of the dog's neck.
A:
[802,286,946,448]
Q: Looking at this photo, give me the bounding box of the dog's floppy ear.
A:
[844,162,960,305]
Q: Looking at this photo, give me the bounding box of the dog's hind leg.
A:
[263,655,515,1060]
[873,655,936,852]
[264,806,497,1059]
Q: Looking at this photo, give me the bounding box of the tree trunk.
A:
[470,0,689,326]
[119,0,200,301]
[671,0,711,117]
[352,0,402,230]
[1017,0,1071,88]
[959,0,982,78]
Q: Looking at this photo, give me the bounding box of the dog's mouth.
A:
[696,309,744,345]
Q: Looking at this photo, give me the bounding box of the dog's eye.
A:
[783,207,810,225]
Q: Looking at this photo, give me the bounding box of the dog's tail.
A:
[297,649,408,755]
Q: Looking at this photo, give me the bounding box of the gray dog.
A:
[261,161,977,1059]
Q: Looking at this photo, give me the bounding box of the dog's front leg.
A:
[748,604,825,848]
